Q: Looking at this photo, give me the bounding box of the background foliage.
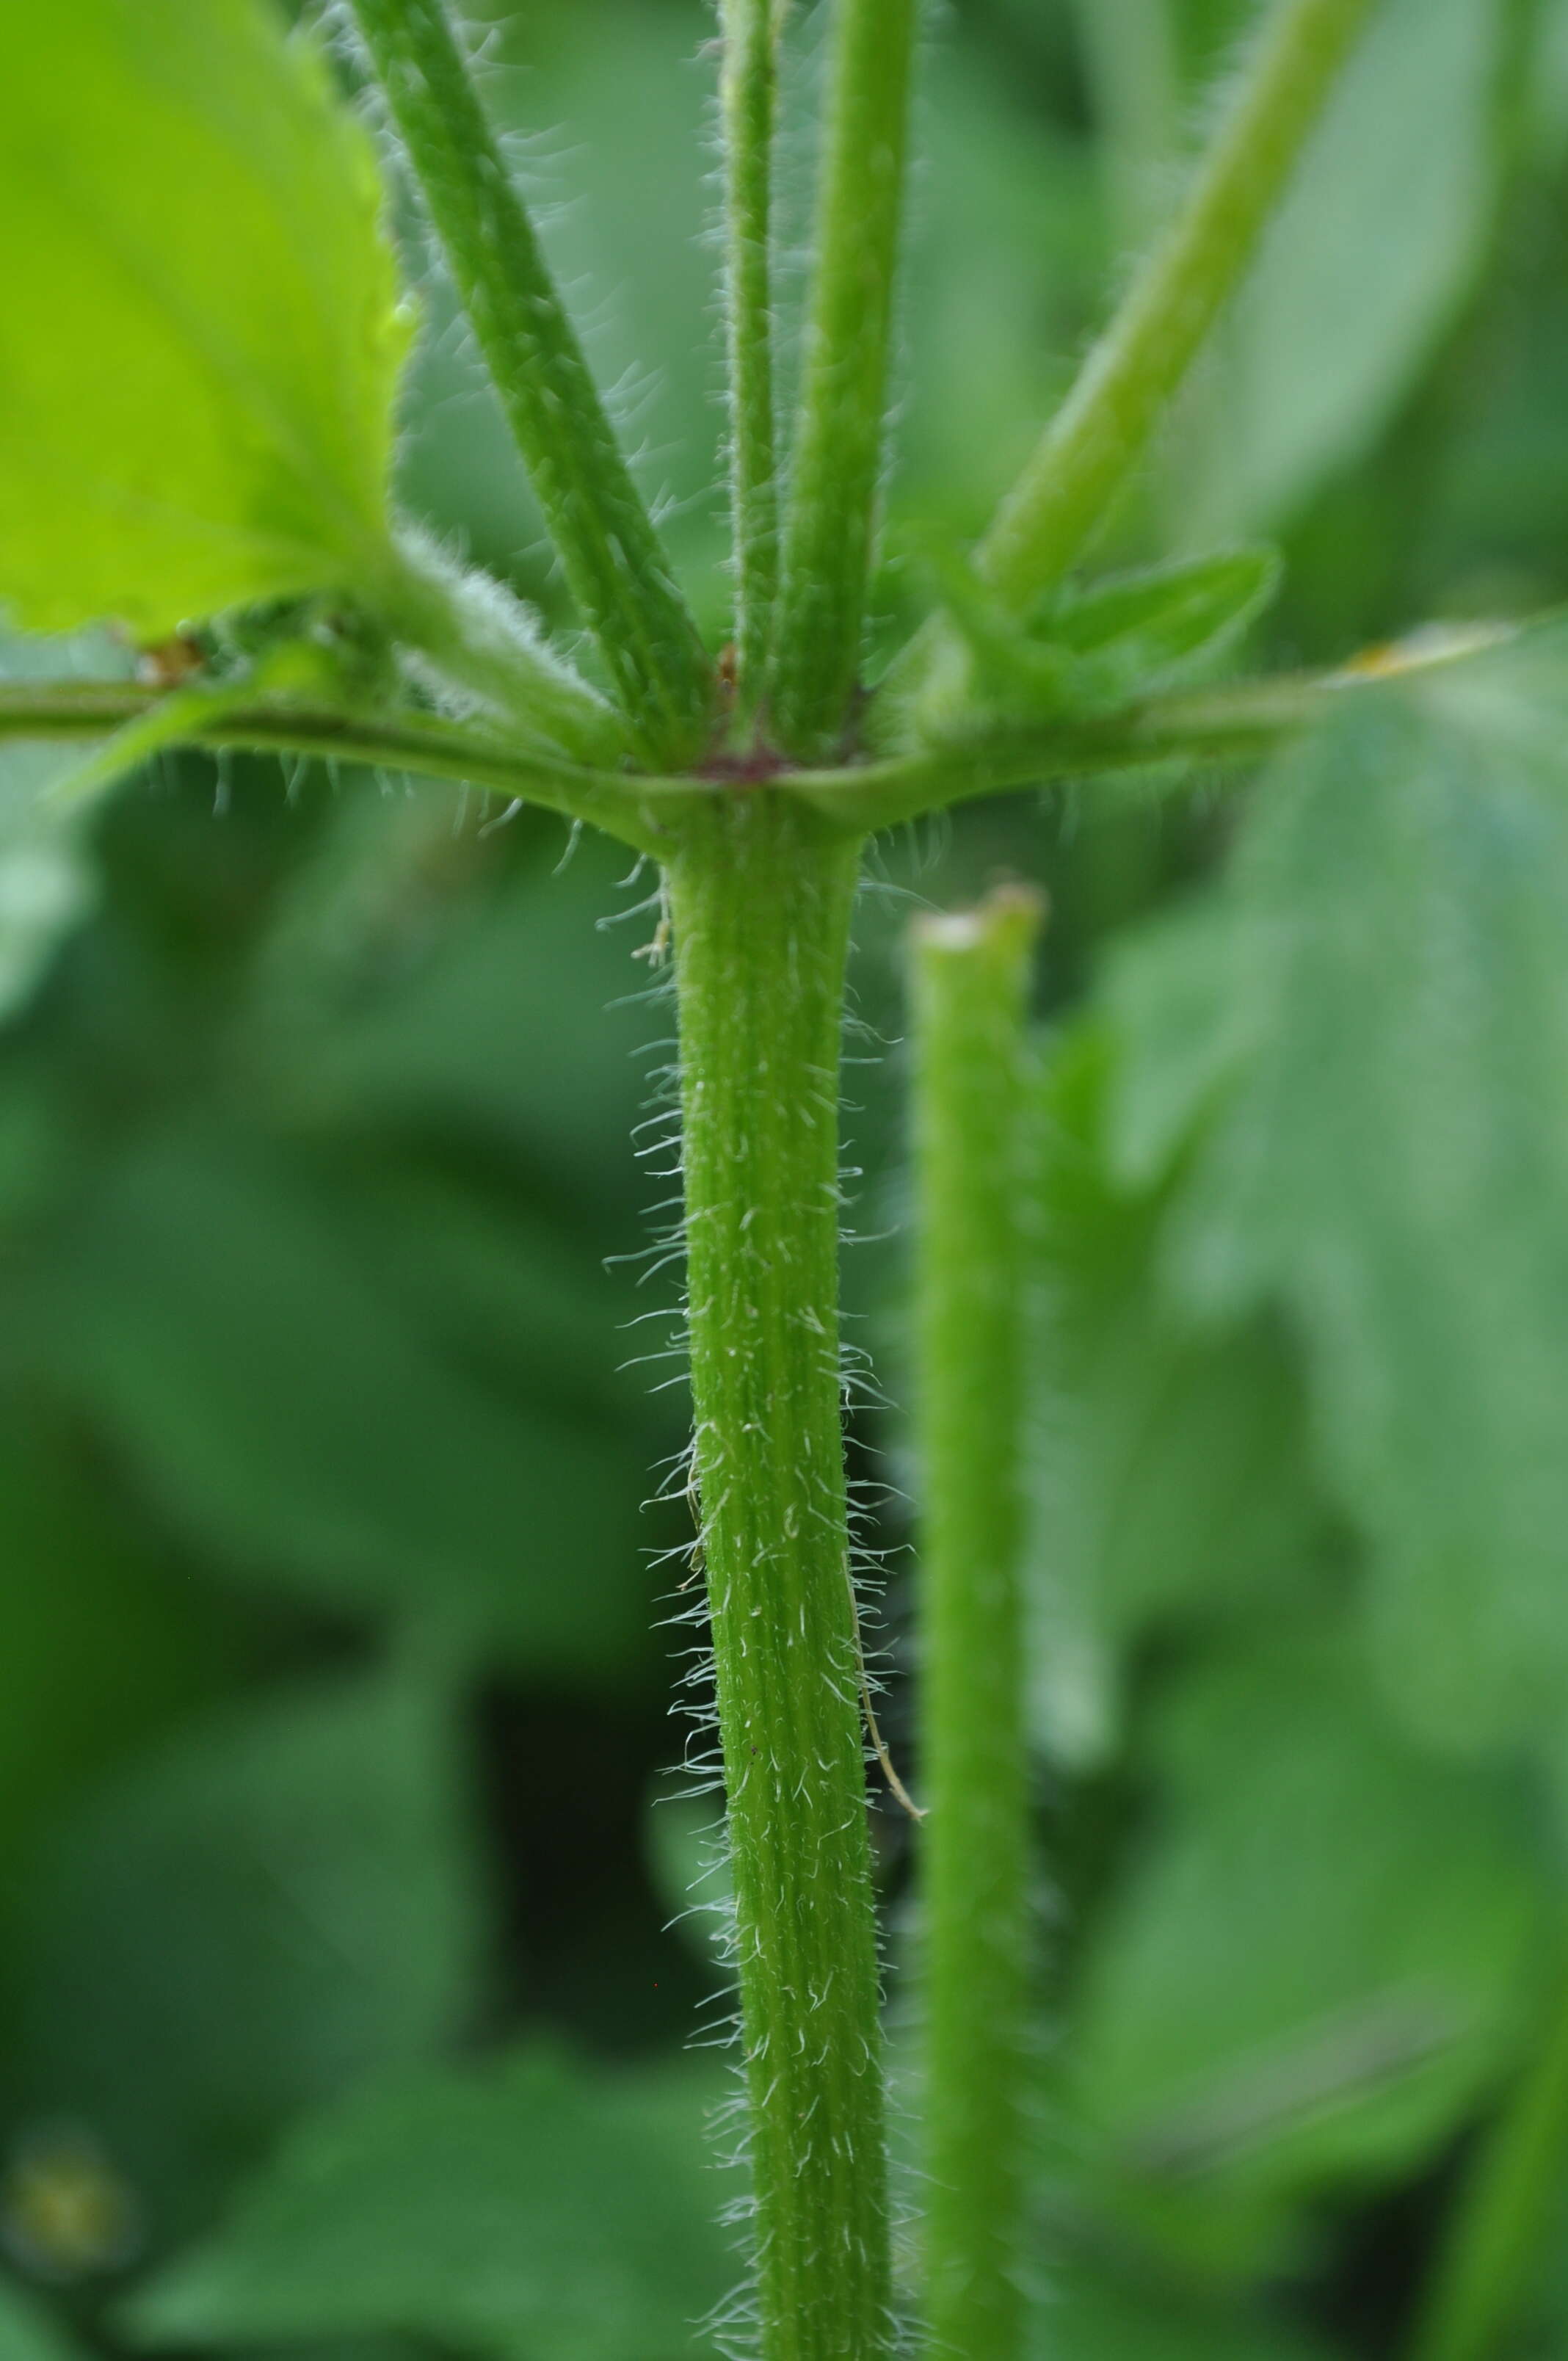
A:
[5,0,1568,2355]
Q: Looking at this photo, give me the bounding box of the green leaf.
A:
[892,45,1103,556]
[0,0,409,638]
[12,1669,487,2213]
[642,1775,733,1972]
[35,1121,653,1678]
[1097,900,1273,1189]
[1047,548,1282,674]
[122,2046,731,2361]
[269,824,669,1196]
[1531,0,1568,169]
[1070,1642,1544,2277]
[1509,2184,1568,2358]
[1183,0,1501,535]
[0,1401,226,1875]
[1117,617,1568,1756]
[1026,2260,1339,2361]
[910,546,1278,745]
[0,630,136,1020]
[0,2280,90,2361]
[1026,1025,1334,1768]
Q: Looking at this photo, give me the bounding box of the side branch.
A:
[975,0,1379,609]
[0,684,704,855]
[791,670,1365,831]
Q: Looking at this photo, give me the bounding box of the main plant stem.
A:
[912,890,1041,2361]
[666,794,890,2361]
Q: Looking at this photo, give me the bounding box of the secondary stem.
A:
[347,0,713,765]
[912,888,1042,2361]
[665,794,891,2361]
[0,684,707,852]
[1409,1969,1568,2361]
[976,0,1379,607]
[380,531,629,767]
[767,0,918,759]
[718,0,782,706]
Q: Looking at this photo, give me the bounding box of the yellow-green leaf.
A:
[0,0,410,639]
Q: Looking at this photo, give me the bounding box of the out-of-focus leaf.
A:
[123,2046,730,2361]
[1096,901,1269,1188]
[1109,618,1568,1758]
[0,1406,228,1876]
[0,2123,143,2284]
[1531,0,1568,167]
[0,632,135,1021]
[287,830,666,1200]
[1184,0,1501,537]
[1048,549,1282,675]
[0,2280,87,2361]
[1511,2183,1568,2357]
[1070,1643,1543,2276]
[35,1122,653,1678]
[1026,1026,1333,1768]
[1027,2260,1337,2361]
[642,1774,733,1972]
[11,1670,486,2212]
[895,44,1103,553]
[0,0,407,637]
[910,548,1279,746]
[394,3,725,617]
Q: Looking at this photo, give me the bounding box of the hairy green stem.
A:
[1410,1972,1568,2361]
[976,0,1379,608]
[346,0,713,764]
[767,0,918,759]
[378,532,629,766]
[666,795,891,2361]
[912,887,1042,2361]
[718,0,782,705]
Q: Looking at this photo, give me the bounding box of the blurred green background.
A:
[6,1,1568,2357]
